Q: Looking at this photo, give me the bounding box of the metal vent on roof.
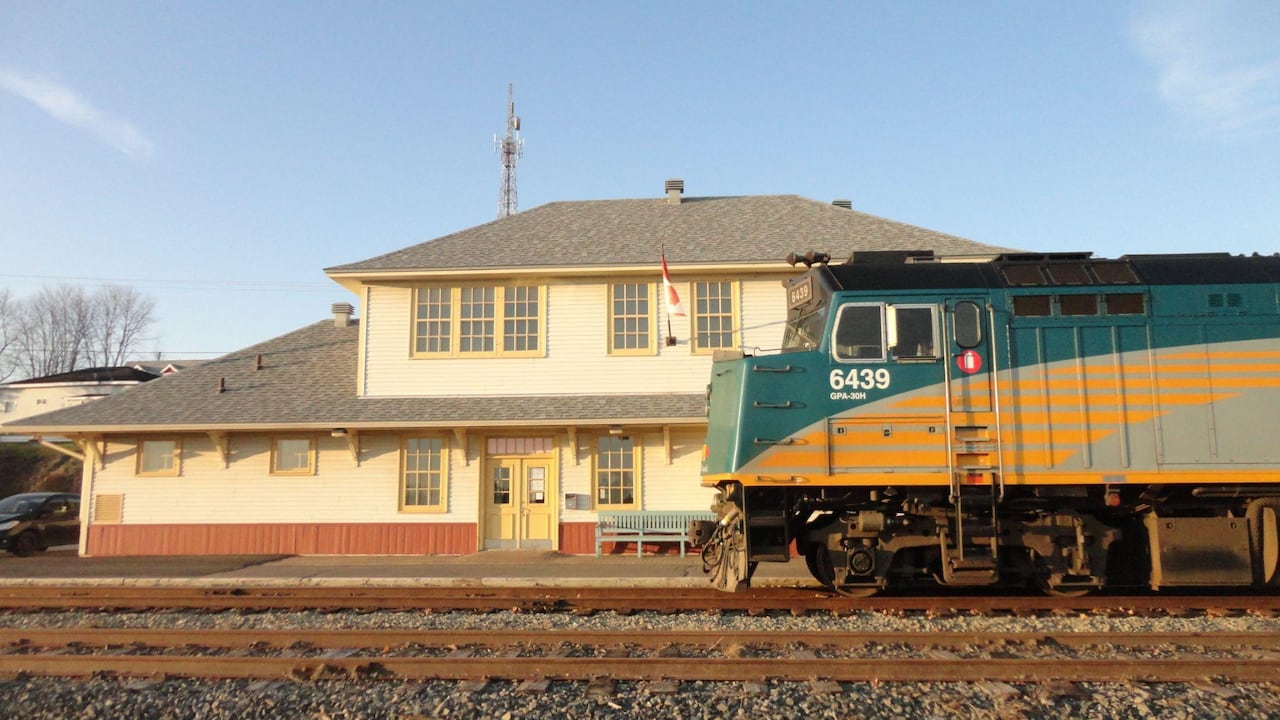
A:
[665,178,684,205]
[832,199,852,209]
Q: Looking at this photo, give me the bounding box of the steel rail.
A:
[4,627,1280,651]
[2,654,1279,684]
[1,585,1279,613]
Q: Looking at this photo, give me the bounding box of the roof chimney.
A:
[832,199,852,210]
[331,302,355,328]
[665,178,684,205]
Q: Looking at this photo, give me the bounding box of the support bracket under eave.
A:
[36,435,87,464]
[345,430,360,466]
[207,432,230,468]
[452,428,469,466]
[567,427,578,466]
[663,425,673,465]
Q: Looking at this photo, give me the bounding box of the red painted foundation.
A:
[86,523,478,556]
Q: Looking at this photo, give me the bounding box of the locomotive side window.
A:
[1105,293,1146,315]
[953,301,983,349]
[888,305,938,359]
[832,304,885,361]
[1059,294,1099,316]
[1013,296,1052,317]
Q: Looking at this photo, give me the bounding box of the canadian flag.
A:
[661,253,687,317]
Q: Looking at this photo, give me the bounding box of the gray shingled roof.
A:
[327,195,1013,273]
[0,320,706,433]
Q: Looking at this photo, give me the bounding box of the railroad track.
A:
[2,627,1279,684]
[1,585,1279,614]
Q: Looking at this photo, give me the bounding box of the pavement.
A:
[0,548,817,589]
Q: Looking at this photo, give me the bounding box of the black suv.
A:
[0,492,80,556]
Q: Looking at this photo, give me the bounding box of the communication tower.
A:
[494,83,524,218]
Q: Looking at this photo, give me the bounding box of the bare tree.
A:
[0,288,16,383]
[87,285,156,367]
[12,286,94,377]
[5,284,155,379]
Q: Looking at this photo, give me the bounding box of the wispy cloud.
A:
[1129,0,1280,138]
[0,68,155,158]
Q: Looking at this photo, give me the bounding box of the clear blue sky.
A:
[2,1,1277,360]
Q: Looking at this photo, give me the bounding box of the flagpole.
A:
[664,243,672,345]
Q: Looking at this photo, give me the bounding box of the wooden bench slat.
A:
[595,511,717,558]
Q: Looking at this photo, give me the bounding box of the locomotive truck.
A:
[694,250,1280,596]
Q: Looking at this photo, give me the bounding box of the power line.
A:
[0,273,334,292]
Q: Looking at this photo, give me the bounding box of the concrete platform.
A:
[0,549,817,589]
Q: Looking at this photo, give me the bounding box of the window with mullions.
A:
[401,437,447,512]
[137,439,180,476]
[413,286,544,357]
[504,286,540,352]
[459,286,496,352]
[414,287,452,353]
[595,435,640,508]
[271,437,315,475]
[609,282,653,354]
[692,280,736,352]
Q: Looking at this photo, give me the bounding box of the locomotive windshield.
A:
[780,267,838,352]
[778,265,839,351]
[782,303,827,351]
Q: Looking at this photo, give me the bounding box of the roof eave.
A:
[324,260,796,282]
[4,416,709,435]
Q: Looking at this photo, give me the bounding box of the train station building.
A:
[2,181,1009,556]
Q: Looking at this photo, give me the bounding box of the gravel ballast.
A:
[3,608,1280,719]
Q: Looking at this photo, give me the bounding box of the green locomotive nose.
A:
[698,250,1280,597]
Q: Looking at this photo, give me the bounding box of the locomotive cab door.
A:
[944,297,1003,480]
[946,298,992,414]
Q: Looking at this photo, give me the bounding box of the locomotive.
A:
[694,250,1280,595]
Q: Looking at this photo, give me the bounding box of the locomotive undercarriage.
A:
[698,482,1280,595]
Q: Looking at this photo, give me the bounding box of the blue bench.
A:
[595,510,717,557]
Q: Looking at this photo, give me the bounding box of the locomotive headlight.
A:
[848,547,875,576]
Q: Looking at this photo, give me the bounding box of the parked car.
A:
[0,492,80,556]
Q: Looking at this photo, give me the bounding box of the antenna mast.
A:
[494,83,524,218]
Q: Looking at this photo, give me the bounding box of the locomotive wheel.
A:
[1033,574,1094,598]
[804,544,836,589]
[1246,497,1280,588]
[833,583,881,598]
[806,545,879,597]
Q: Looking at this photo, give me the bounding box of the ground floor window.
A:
[136,438,180,476]
[402,436,447,511]
[594,434,640,509]
[270,436,315,475]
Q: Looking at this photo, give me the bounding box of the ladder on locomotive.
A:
[941,301,1007,585]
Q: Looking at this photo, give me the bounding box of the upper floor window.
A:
[137,438,180,476]
[414,285,545,358]
[271,436,315,475]
[401,436,448,512]
[691,280,738,353]
[609,282,654,355]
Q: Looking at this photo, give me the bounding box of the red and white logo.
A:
[957,349,982,374]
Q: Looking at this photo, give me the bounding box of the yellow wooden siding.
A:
[639,428,716,511]
[92,434,477,525]
[553,429,712,517]
[361,278,788,397]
